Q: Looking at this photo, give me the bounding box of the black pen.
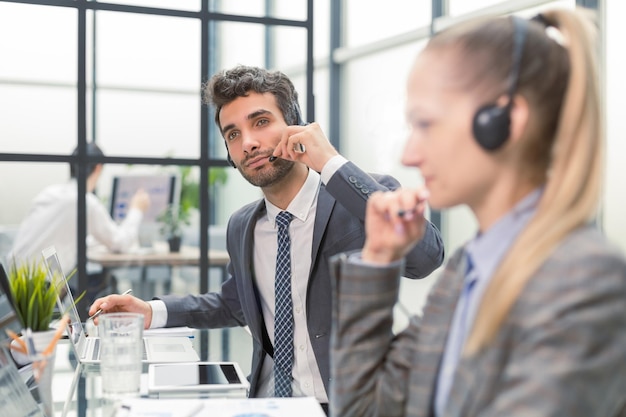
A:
[87,288,133,321]
[269,143,305,163]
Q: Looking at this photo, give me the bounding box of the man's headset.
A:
[225,100,305,168]
[472,15,528,151]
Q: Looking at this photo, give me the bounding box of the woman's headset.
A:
[472,16,528,151]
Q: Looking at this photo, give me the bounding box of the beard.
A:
[238,156,295,188]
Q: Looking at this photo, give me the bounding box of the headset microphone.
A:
[472,15,528,151]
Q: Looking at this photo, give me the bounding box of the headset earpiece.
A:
[472,16,528,151]
[293,101,305,126]
[472,104,512,151]
[226,151,236,168]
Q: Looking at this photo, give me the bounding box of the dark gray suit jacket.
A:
[330,225,626,417]
[158,161,445,397]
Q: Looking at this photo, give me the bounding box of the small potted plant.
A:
[157,204,190,252]
[7,259,82,362]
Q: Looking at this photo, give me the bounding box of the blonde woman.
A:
[330,8,626,417]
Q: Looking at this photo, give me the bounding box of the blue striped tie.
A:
[274,211,294,397]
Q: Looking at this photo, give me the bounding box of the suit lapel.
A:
[310,184,335,273]
[239,201,267,345]
[411,250,468,417]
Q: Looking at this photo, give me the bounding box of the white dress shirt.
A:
[10,179,143,275]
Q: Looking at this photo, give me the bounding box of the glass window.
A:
[96,89,200,158]
[345,0,431,48]
[99,0,201,12]
[0,3,76,82]
[448,0,575,17]
[213,21,267,69]
[272,26,308,69]
[448,0,505,16]
[96,11,200,90]
[213,0,307,21]
[0,84,76,154]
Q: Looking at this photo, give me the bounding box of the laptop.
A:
[41,246,200,364]
[0,263,21,347]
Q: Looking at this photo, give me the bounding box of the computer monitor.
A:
[110,174,180,224]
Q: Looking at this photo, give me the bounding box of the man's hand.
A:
[89,294,153,329]
[271,122,339,173]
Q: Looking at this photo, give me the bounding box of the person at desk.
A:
[329,9,626,417]
[10,142,150,306]
[89,65,445,413]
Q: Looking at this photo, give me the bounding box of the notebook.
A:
[41,246,200,364]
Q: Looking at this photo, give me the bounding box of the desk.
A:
[88,245,229,290]
[88,246,232,365]
[53,328,254,417]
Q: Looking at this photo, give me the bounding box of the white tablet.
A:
[147,362,250,396]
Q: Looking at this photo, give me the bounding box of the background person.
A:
[330,9,626,417]
[90,65,445,413]
[10,142,150,314]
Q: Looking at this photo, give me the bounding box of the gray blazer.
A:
[330,225,626,417]
[158,161,445,397]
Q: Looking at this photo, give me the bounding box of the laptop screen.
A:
[0,263,21,347]
[41,246,87,351]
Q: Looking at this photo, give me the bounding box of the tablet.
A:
[147,362,250,396]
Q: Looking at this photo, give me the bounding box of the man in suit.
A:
[89,65,444,410]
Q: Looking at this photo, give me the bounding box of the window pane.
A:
[448,0,505,16]
[96,90,200,158]
[448,0,576,17]
[214,21,266,69]
[97,0,201,12]
[213,0,307,21]
[345,0,431,48]
[0,84,76,154]
[273,26,308,70]
[96,11,200,90]
[0,3,76,83]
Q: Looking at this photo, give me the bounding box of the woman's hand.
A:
[362,187,430,264]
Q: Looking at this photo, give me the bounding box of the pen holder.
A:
[10,329,58,366]
[31,351,56,417]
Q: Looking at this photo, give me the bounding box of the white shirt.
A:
[150,155,349,403]
[10,179,143,275]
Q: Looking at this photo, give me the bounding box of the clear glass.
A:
[98,313,144,399]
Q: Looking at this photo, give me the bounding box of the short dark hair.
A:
[203,65,301,132]
[70,142,104,178]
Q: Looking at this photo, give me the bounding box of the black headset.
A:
[225,99,305,168]
[472,16,528,151]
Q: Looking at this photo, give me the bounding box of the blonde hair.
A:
[433,8,603,355]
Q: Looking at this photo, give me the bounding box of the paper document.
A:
[117,397,326,417]
[143,326,195,338]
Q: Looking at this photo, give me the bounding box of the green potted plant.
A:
[7,259,83,364]
[157,204,191,252]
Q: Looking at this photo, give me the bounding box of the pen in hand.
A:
[88,288,133,321]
